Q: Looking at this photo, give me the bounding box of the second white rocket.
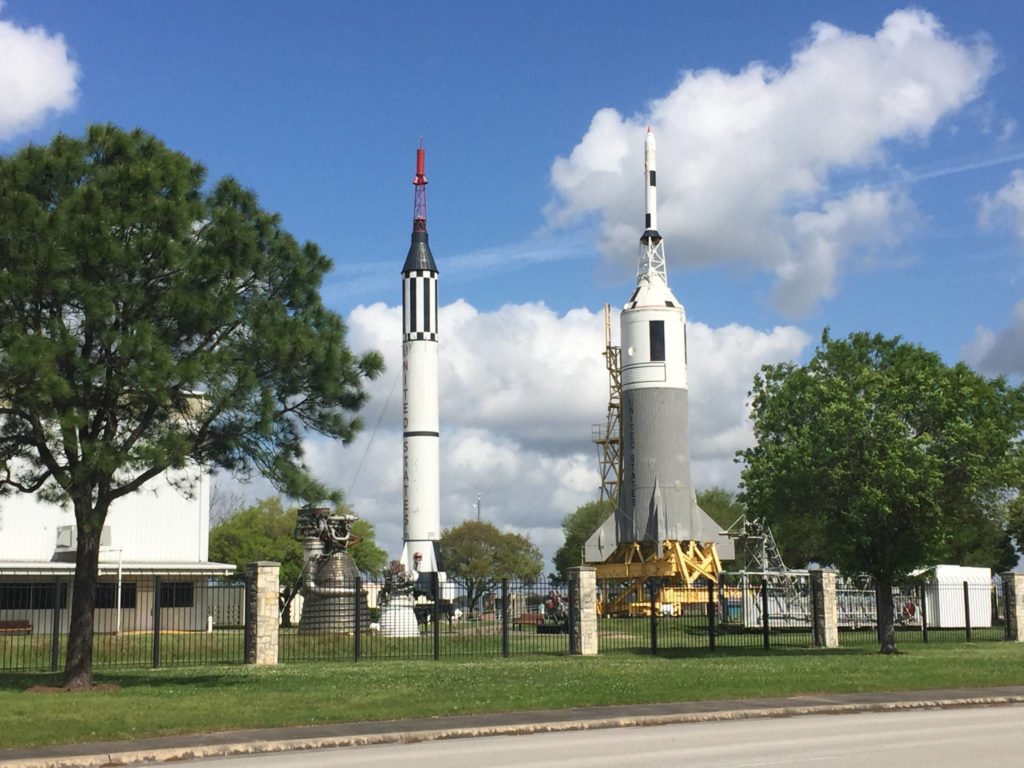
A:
[400,144,442,573]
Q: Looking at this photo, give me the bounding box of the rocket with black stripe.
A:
[400,143,442,573]
[585,128,734,562]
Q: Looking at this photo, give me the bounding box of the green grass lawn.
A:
[2,642,1024,750]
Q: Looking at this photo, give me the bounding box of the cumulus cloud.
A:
[963,300,1024,376]
[287,300,809,565]
[546,9,994,315]
[0,10,79,140]
[979,169,1024,240]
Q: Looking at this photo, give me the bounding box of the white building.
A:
[0,466,236,636]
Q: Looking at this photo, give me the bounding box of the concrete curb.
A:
[4,694,1024,768]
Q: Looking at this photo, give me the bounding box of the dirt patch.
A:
[25,683,121,694]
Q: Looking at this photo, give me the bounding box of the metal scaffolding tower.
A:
[592,304,622,503]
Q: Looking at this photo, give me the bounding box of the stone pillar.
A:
[569,566,598,655]
[245,561,280,665]
[810,569,839,648]
[1001,573,1024,642]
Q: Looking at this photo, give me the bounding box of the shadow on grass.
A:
[0,670,240,692]
[605,645,877,660]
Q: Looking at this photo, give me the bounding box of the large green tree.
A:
[0,125,383,688]
[552,498,614,580]
[440,520,544,610]
[739,330,1024,653]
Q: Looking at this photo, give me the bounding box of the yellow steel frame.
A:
[593,540,721,583]
[593,540,723,617]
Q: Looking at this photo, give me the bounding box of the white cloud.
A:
[546,9,994,315]
[287,300,809,567]
[0,12,79,140]
[979,169,1024,240]
[963,300,1024,376]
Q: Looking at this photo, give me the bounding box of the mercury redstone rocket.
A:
[400,143,442,573]
[585,129,734,564]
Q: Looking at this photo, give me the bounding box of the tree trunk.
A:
[876,576,897,654]
[62,517,103,690]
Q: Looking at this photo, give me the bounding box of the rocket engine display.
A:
[585,129,735,568]
[400,143,442,574]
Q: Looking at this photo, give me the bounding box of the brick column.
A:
[810,569,839,648]
[245,561,280,665]
[1002,573,1024,642]
[569,566,598,655]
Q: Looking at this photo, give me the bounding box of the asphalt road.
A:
[185,704,1023,767]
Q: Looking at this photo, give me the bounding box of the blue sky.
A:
[3,2,1023,565]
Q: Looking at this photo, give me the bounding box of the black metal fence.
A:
[596,572,815,654]
[2,567,1014,672]
[279,575,572,663]
[0,571,246,672]
[838,577,1009,646]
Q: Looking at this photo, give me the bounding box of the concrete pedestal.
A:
[380,593,420,638]
[569,566,598,655]
[1002,573,1024,642]
[810,569,839,648]
[245,561,280,665]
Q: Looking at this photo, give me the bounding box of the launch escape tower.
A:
[584,130,734,612]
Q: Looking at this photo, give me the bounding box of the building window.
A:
[649,320,665,362]
[95,582,137,609]
[159,582,195,608]
[0,582,68,610]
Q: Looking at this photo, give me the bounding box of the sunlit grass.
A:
[2,642,1023,749]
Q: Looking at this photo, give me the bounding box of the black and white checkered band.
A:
[404,332,438,342]
[405,269,436,278]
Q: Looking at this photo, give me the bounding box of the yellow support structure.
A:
[593,540,721,583]
[593,539,723,617]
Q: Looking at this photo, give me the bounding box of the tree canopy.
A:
[739,330,1024,652]
[439,520,544,610]
[0,125,382,687]
[552,498,614,580]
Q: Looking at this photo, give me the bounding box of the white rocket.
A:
[586,129,734,562]
[400,144,442,573]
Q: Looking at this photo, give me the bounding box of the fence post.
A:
[761,581,770,650]
[706,581,716,652]
[431,572,440,661]
[963,581,972,642]
[569,566,597,655]
[354,576,362,662]
[244,561,280,665]
[809,569,839,648]
[648,578,658,656]
[1003,577,1013,641]
[1003,573,1024,641]
[152,576,162,669]
[501,579,510,658]
[567,575,577,655]
[49,577,62,672]
[919,583,929,644]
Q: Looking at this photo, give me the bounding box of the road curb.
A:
[4,695,1024,768]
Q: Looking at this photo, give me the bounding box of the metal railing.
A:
[596,572,815,655]
[279,575,572,663]
[837,577,1008,646]
[0,571,246,671]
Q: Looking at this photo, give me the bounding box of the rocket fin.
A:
[584,511,618,563]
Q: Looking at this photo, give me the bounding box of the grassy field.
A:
[2,642,1023,750]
